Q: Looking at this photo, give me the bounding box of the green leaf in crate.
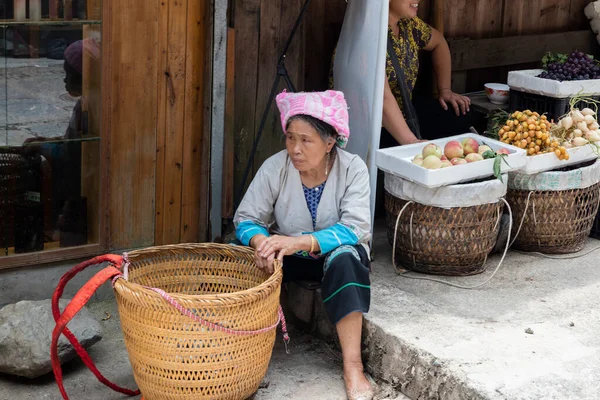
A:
[492,153,511,183]
[493,156,503,182]
[482,150,496,159]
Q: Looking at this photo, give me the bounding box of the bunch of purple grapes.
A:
[538,51,600,81]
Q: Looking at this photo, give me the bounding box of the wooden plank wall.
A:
[230,0,594,198]
[436,0,593,92]
[231,0,346,199]
[103,0,211,250]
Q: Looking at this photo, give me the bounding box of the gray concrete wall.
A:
[0,257,115,307]
[210,0,228,241]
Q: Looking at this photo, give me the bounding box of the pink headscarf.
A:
[275,90,350,148]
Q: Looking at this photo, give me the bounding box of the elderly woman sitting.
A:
[234,90,374,400]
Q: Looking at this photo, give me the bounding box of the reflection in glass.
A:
[0,2,101,256]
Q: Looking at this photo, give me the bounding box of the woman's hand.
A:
[438,89,471,116]
[255,250,276,274]
[258,235,310,262]
[250,235,276,274]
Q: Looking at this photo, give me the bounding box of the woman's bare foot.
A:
[343,361,373,400]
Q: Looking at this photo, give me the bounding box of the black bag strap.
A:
[386,31,421,139]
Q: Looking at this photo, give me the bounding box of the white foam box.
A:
[508,69,600,98]
[376,134,527,188]
[518,144,599,175]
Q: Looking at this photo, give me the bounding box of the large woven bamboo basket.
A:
[507,183,600,253]
[112,243,283,400]
[385,191,503,276]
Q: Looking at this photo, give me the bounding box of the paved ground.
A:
[0,56,76,148]
[0,299,405,400]
[366,220,600,400]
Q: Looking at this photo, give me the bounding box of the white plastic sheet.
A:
[333,0,389,226]
[509,159,600,191]
[385,173,508,209]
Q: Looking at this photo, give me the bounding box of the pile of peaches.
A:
[412,138,510,170]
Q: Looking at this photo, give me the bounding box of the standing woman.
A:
[332,0,473,146]
[383,0,472,145]
[234,90,375,400]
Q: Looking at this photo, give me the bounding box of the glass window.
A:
[0,1,101,257]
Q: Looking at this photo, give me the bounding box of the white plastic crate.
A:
[376,134,527,188]
[508,69,600,98]
[518,144,599,175]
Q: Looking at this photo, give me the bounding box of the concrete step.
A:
[284,223,600,400]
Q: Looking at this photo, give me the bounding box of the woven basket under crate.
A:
[592,211,600,239]
[385,191,503,276]
[52,244,283,400]
[507,183,600,253]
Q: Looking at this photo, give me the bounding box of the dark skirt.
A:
[283,245,371,325]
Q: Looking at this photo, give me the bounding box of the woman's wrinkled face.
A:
[285,119,334,173]
[390,0,420,19]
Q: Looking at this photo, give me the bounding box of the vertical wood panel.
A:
[100,0,112,248]
[446,0,503,38]
[303,0,346,91]
[252,0,283,175]
[282,0,306,97]
[87,0,102,20]
[540,0,571,32]
[233,0,261,202]
[223,28,236,220]
[155,0,188,245]
[180,0,207,242]
[154,0,169,244]
[502,0,541,35]
[570,0,592,29]
[106,0,159,249]
[418,0,431,21]
[199,0,213,242]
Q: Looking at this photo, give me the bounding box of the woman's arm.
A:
[234,155,281,246]
[313,157,371,254]
[382,78,422,145]
[424,28,471,116]
[259,158,371,259]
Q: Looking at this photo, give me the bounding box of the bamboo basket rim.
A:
[114,243,282,306]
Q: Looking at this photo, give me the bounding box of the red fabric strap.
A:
[51,255,140,399]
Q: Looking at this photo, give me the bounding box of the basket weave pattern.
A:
[113,244,282,400]
[507,183,600,254]
[385,191,502,276]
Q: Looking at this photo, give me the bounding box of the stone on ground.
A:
[0,299,102,378]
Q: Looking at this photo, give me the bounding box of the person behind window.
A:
[22,39,98,245]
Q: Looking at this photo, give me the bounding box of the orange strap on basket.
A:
[51,255,141,400]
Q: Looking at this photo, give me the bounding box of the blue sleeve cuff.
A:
[312,223,360,254]
[236,221,270,246]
